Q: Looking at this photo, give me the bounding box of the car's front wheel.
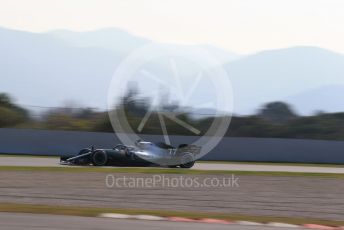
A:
[92,150,108,166]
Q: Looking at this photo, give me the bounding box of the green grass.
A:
[0,165,343,179]
[0,154,58,158]
[198,160,344,167]
[0,203,342,226]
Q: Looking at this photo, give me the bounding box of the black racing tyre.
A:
[92,150,108,166]
[180,161,195,168]
[180,153,195,168]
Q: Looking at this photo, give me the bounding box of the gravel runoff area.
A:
[0,170,343,221]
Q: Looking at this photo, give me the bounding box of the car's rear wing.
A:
[176,144,201,156]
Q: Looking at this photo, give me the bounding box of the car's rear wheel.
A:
[180,161,195,168]
[180,153,195,168]
[92,150,108,166]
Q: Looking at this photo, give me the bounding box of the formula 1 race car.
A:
[60,140,201,168]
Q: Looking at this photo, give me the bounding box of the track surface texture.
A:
[0,170,343,220]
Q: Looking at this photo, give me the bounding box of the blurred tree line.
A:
[2,91,344,141]
[0,93,28,127]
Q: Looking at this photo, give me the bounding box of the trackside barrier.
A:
[0,128,344,163]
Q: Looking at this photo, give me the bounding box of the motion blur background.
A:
[1,1,344,230]
[1,0,344,142]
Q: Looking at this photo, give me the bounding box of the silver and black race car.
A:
[60,140,201,168]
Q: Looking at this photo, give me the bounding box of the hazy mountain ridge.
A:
[48,28,151,55]
[285,85,344,114]
[0,27,121,108]
[49,28,241,64]
[1,26,344,115]
[225,46,344,114]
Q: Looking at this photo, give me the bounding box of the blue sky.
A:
[0,0,343,54]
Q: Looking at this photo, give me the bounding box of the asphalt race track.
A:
[0,213,307,230]
[0,156,343,224]
[0,171,343,220]
[0,156,344,173]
